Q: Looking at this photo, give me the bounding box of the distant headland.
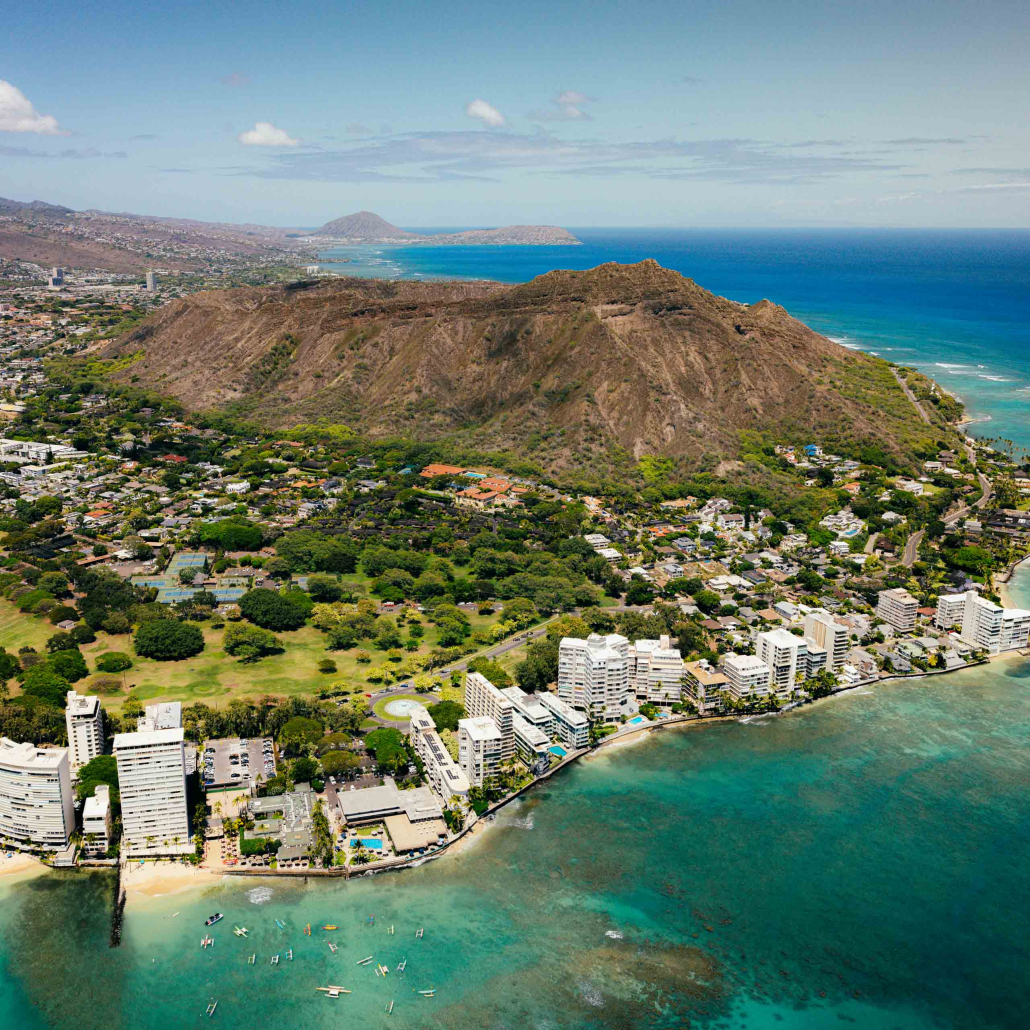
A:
[303,210,581,246]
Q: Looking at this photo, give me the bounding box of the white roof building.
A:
[0,738,75,849]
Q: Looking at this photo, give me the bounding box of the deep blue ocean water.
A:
[319,229,1030,451]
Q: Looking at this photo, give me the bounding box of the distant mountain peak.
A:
[313,211,423,240]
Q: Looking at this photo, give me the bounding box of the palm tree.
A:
[144,835,155,850]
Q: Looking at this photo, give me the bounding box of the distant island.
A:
[306,210,581,246]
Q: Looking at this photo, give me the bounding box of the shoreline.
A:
[120,860,226,907]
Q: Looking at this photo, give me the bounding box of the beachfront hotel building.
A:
[756,629,807,698]
[114,705,190,856]
[408,705,470,803]
[683,659,729,715]
[722,654,772,702]
[804,612,850,672]
[512,714,552,774]
[876,588,919,632]
[558,633,631,722]
[0,738,75,849]
[463,672,514,760]
[458,716,504,788]
[82,784,112,855]
[952,590,1030,654]
[501,685,555,734]
[934,592,968,630]
[629,635,685,706]
[537,691,590,749]
[65,690,104,773]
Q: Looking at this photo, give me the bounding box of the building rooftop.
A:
[114,726,184,749]
[0,737,68,768]
[139,701,182,732]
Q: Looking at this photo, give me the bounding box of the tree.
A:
[134,620,205,660]
[291,756,319,783]
[178,566,200,585]
[39,571,69,597]
[426,699,465,732]
[307,574,343,602]
[47,648,88,683]
[625,580,654,606]
[76,754,119,802]
[239,589,307,631]
[20,664,71,707]
[279,716,323,755]
[466,656,512,687]
[320,749,360,779]
[223,622,282,662]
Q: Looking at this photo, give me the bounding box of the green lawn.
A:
[372,694,429,720]
[0,597,503,715]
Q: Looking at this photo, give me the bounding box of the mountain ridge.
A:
[101,259,954,473]
[309,211,580,246]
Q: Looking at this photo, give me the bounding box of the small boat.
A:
[286,949,293,961]
[387,1000,395,1014]
[171,912,179,919]
[418,988,436,997]
[276,919,286,930]
[271,954,279,966]
[327,942,338,954]
[201,936,214,949]
[415,928,424,939]
[205,913,224,926]
[357,955,374,965]
[397,958,407,973]
[206,1001,218,1017]
[316,986,352,997]
[248,954,256,965]
[388,925,395,935]
[233,926,249,938]
[322,925,338,931]
[303,923,311,936]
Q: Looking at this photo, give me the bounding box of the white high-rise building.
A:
[145,270,157,291]
[65,690,104,773]
[511,714,551,774]
[756,629,807,698]
[935,592,970,630]
[408,705,469,802]
[500,685,555,734]
[458,716,503,788]
[464,672,514,760]
[876,588,919,632]
[803,612,850,672]
[558,633,631,723]
[0,738,75,849]
[629,635,684,705]
[115,706,190,856]
[82,784,112,855]
[722,654,772,702]
[955,590,1030,654]
[537,692,590,749]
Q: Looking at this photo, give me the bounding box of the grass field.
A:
[0,597,503,715]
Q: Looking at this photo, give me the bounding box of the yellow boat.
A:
[322,925,339,931]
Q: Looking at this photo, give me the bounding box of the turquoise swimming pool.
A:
[627,715,647,725]
[548,745,567,757]
[350,838,383,850]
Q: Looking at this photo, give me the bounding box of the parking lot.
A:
[201,737,276,790]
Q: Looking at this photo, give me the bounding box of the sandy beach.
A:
[121,860,226,905]
[0,851,45,881]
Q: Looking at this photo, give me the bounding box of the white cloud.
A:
[465,99,505,127]
[238,121,300,147]
[0,80,65,135]
[528,90,596,122]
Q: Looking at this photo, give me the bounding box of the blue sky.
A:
[2,0,1029,227]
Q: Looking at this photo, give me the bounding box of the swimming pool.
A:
[548,746,567,757]
[627,716,647,726]
[350,838,384,850]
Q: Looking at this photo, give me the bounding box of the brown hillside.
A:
[102,260,950,471]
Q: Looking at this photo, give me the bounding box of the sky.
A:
[2,0,1029,228]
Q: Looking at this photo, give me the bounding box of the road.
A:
[892,368,931,424]
[901,471,993,567]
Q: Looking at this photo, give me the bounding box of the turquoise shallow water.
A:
[319,229,1030,451]
[3,657,1030,1029]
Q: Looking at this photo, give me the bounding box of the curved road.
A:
[902,471,993,567]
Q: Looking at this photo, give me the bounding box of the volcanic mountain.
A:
[103,260,952,472]
[312,210,422,240]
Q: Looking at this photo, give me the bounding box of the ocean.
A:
[3,658,1030,1029]
[318,229,1030,452]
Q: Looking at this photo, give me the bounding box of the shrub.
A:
[47,604,79,625]
[318,658,337,674]
[101,612,133,635]
[134,620,205,660]
[95,652,133,673]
